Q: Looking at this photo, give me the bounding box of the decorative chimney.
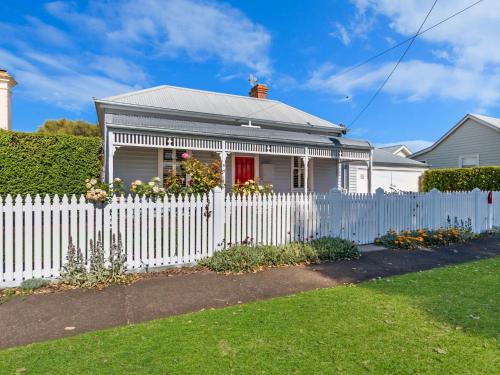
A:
[249,83,268,99]
[0,69,17,131]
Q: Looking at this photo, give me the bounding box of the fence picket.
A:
[14,195,24,282]
[42,195,52,278]
[52,195,61,277]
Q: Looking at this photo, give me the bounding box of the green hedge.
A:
[421,167,500,192]
[0,130,102,197]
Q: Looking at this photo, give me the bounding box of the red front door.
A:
[235,156,255,184]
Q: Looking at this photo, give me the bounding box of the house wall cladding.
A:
[313,159,338,193]
[412,118,500,168]
[1,188,498,287]
[115,147,158,187]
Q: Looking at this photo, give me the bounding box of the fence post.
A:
[212,187,226,251]
[375,188,384,237]
[330,188,342,237]
[473,188,481,233]
[487,191,493,230]
[431,188,440,229]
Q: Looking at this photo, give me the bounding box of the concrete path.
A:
[1,236,499,349]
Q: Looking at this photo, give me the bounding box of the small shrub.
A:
[310,237,360,261]
[199,237,359,273]
[20,278,50,290]
[60,234,129,287]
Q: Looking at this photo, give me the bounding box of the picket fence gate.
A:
[1,188,499,287]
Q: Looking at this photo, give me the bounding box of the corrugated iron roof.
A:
[101,85,341,130]
[109,114,370,149]
[373,149,427,167]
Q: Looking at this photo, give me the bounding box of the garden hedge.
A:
[0,130,102,197]
[421,167,500,192]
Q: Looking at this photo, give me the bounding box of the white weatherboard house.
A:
[95,84,373,193]
[344,146,428,193]
[411,113,500,168]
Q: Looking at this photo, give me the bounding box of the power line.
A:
[348,0,439,127]
[337,0,484,79]
[239,0,485,124]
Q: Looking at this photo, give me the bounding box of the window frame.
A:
[161,149,190,186]
[291,156,305,191]
[458,153,479,168]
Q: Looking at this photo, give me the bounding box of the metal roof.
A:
[373,149,427,167]
[108,113,370,149]
[379,144,405,154]
[101,85,342,130]
[470,113,500,129]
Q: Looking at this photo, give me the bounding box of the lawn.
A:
[1,258,498,374]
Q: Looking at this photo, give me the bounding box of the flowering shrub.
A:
[183,154,222,194]
[85,178,124,203]
[130,177,166,199]
[231,179,273,195]
[375,226,475,249]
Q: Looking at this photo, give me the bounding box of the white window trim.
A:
[458,153,479,168]
[159,149,192,184]
[290,157,313,192]
[231,154,260,186]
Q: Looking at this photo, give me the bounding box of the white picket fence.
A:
[1,188,499,287]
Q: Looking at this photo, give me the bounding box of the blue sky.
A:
[1,0,499,151]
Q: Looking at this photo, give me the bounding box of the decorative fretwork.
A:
[111,131,370,161]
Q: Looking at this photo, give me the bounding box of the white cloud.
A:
[311,0,500,108]
[0,48,137,111]
[46,0,272,77]
[3,0,269,110]
[24,16,72,47]
[376,140,433,152]
[330,22,351,46]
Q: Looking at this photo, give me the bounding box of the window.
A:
[459,154,479,168]
[292,157,305,190]
[163,149,187,185]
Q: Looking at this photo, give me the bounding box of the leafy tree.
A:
[37,119,100,137]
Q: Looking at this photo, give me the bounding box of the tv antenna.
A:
[248,74,258,86]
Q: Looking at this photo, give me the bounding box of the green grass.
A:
[1,258,499,374]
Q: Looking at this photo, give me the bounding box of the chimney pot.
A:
[249,83,269,99]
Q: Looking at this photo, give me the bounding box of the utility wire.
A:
[337,0,484,79]
[240,0,484,124]
[349,0,439,127]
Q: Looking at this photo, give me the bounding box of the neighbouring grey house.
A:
[378,144,412,158]
[411,114,500,168]
[344,147,428,193]
[94,83,373,193]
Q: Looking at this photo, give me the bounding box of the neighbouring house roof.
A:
[411,113,500,158]
[99,85,343,131]
[373,148,428,168]
[379,144,412,156]
[108,114,370,149]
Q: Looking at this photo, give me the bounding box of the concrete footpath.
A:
[1,236,499,349]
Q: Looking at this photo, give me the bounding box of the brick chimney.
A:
[249,83,268,99]
[0,69,17,131]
